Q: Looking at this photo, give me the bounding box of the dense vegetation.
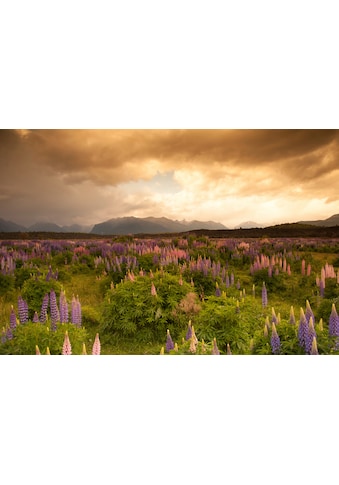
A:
[0,233,339,354]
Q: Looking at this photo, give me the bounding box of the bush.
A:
[101,272,194,343]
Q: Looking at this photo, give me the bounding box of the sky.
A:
[0,129,338,229]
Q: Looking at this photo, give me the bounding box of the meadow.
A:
[0,234,339,355]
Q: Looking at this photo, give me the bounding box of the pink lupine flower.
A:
[62,331,72,355]
[151,282,157,296]
[92,333,101,355]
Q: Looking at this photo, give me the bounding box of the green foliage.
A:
[0,322,88,355]
[194,296,265,354]
[324,279,339,299]
[101,272,194,343]
[21,278,62,318]
[14,267,33,289]
[0,273,14,296]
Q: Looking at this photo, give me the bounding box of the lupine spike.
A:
[262,282,268,308]
[271,307,277,324]
[298,307,308,348]
[160,346,164,355]
[289,306,295,325]
[10,306,17,330]
[191,325,198,344]
[318,318,324,331]
[62,331,72,355]
[174,342,178,352]
[82,343,87,355]
[165,329,174,352]
[92,333,101,355]
[189,335,197,353]
[329,303,339,337]
[305,317,317,354]
[271,322,281,355]
[35,345,41,355]
[185,320,192,340]
[151,282,157,296]
[310,336,319,355]
[201,339,206,353]
[46,347,50,355]
[227,343,232,355]
[211,337,220,355]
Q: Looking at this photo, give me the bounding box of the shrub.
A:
[101,272,194,343]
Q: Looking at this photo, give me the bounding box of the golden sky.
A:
[0,129,338,228]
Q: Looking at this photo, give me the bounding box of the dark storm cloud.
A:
[2,129,338,183]
[1,129,338,226]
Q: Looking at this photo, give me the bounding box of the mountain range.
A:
[297,214,339,227]
[0,214,338,234]
[90,217,228,235]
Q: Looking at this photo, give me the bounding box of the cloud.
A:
[0,129,338,227]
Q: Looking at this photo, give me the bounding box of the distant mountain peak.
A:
[91,216,228,235]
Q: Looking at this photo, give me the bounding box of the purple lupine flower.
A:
[9,306,17,330]
[18,296,29,324]
[305,317,317,354]
[215,282,221,297]
[1,328,7,344]
[92,333,101,355]
[6,328,13,340]
[49,289,60,331]
[59,290,69,323]
[305,300,315,326]
[310,336,319,355]
[270,322,281,355]
[329,303,339,337]
[40,293,49,323]
[62,331,72,355]
[71,295,82,327]
[166,329,174,352]
[262,282,268,308]
[211,337,220,355]
[185,320,192,340]
[33,311,39,323]
[298,308,307,349]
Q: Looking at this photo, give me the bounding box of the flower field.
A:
[1,234,339,355]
